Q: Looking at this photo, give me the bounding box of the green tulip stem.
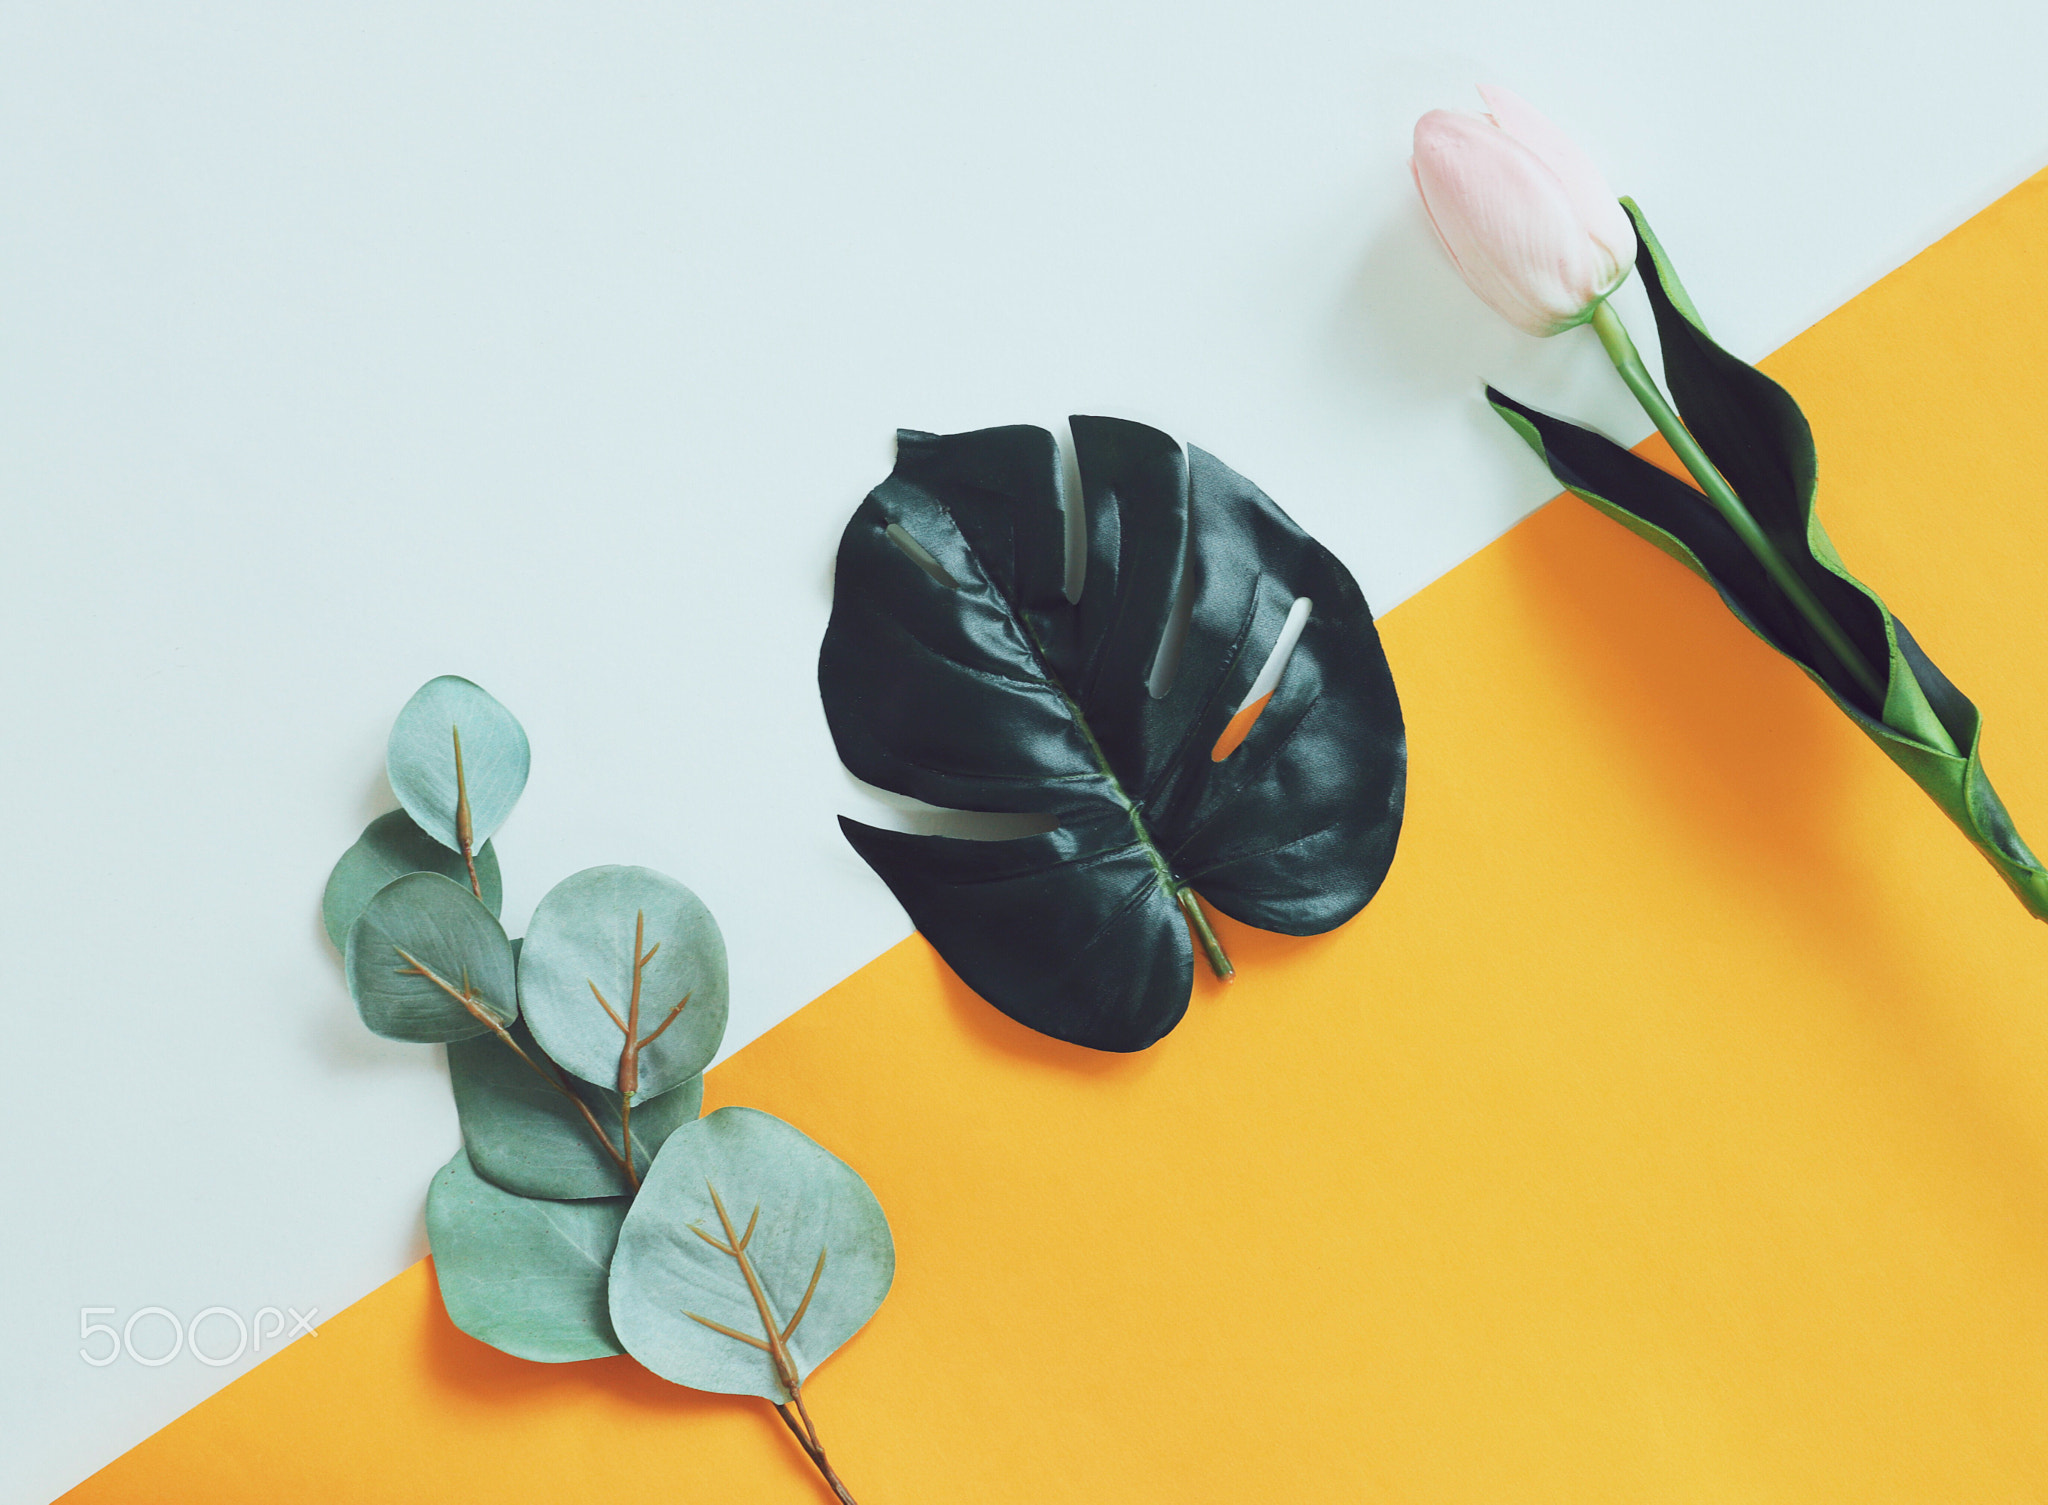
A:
[1588,299,1895,717]
[1177,888,1235,982]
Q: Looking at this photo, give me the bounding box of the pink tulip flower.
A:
[1411,86,1636,337]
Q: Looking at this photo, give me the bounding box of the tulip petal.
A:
[1478,85,1635,269]
[1412,108,1617,336]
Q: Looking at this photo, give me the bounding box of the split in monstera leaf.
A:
[820,416,1408,1052]
[325,677,891,1504]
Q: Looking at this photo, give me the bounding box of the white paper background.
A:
[4,2,2045,1498]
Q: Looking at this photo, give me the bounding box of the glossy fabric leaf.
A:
[343,872,518,1042]
[608,1107,893,1402]
[819,417,1406,1051]
[518,865,729,1101]
[320,809,502,949]
[425,1149,626,1362]
[449,1019,703,1200]
[387,675,530,852]
[1488,200,2048,917]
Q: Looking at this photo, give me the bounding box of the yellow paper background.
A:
[63,172,2048,1502]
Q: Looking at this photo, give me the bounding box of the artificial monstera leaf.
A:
[344,871,517,1042]
[425,1149,626,1362]
[387,675,531,855]
[608,1107,893,1402]
[818,417,1406,1051]
[518,865,729,1102]
[449,1018,704,1200]
[1488,200,2048,919]
[321,809,503,949]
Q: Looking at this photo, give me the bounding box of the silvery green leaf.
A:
[518,865,728,1101]
[448,1019,703,1200]
[608,1107,893,1401]
[321,809,502,949]
[386,675,530,853]
[425,1149,626,1362]
[344,871,516,1042]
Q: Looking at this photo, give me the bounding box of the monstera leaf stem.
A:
[1176,889,1235,980]
[685,1182,859,1504]
[1587,301,1896,718]
[1036,625,1238,981]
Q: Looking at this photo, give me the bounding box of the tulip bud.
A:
[1411,86,1636,337]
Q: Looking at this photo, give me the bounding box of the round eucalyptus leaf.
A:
[608,1107,894,1401]
[321,810,503,949]
[519,865,729,1102]
[344,871,517,1042]
[449,1019,704,1200]
[425,1149,626,1362]
[387,675,530,853]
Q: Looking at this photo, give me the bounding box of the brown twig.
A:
[774,1400,858,1505]
[593,914,691,1184]
[393,945,638,1189]
[620,912,645,1171]
[451,725,483,900]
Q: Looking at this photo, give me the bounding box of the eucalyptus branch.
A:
[480,1025,640,1189]
[451,725,484,899]
[622,912,645,1171]
[392,943,639,1188]
[344,677,891,1498]
[685,1182,857,1504]
[590,913,692,1184]
[776,1396,858,1505]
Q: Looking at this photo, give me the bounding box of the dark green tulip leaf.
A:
[1489,200,2048,919]
[818,417,1407,1051]
[344,871,517,1042]
[425,1149,626,1361]
[608,1107,893,1402]
[449,1018,704,1200]
[519,866,729,1101]
[321,809,502,949]
[387,675,530,853]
